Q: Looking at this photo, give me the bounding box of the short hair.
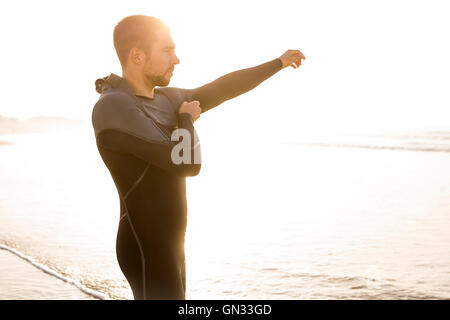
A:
[113,15,168,69]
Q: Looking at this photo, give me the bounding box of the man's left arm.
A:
[184,49,306,113]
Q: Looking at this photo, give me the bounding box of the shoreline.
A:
[0,246,102,300]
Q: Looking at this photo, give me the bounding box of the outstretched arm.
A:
[185,49,306,113]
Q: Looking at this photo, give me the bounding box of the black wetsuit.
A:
[92,58,282,300]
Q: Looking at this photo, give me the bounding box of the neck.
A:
[122,70,155,99]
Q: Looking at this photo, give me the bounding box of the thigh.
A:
[117,215,187,300]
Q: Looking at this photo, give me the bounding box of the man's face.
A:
[142,29,180,87]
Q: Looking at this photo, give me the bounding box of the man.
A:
[92,15,305,300]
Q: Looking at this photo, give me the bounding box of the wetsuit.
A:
[92,58,282,300]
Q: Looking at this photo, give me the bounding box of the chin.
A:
[153,79,169,87]
[146,74,170,87]
[159,80,170,87]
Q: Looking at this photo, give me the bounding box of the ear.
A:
[129,47,145,66]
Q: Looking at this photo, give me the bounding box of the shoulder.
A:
[91,89,169,142]
[92,89,138,136]
[156,87,195,108]
[93,90,136,118]
[94,90,136,110]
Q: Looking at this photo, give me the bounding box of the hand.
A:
[279,49,306,69]
[178,100,201,122]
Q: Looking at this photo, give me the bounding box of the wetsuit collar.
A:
[95,73,135,97]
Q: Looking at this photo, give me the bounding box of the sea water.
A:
[0,126,449,299]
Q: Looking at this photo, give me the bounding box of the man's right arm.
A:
[92,93,201,177]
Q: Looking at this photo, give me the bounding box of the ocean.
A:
[1,125,449,300]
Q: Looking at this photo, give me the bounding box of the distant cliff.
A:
[0,115,84,134]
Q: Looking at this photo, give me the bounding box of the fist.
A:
[178,100,201,122]
[279,49,306,69]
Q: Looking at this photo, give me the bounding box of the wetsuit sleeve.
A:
[183,58,283,113]
[93,93,201,177]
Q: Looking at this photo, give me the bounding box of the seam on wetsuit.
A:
[125,213,146,299]
[123,164,150,200]
[119,210,128,222]
[135,103,171,140]
[110,173,147,300]
[121,165,150,299]
[96,128,177,147]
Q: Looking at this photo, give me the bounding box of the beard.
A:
[144,67,171,88]
[145,73,169,87]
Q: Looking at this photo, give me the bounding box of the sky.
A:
[0,0,449,138]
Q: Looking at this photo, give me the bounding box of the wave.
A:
[0,244,106,300]
[281,270,447,299]
[286,142,450,153]
[282,130,450,153]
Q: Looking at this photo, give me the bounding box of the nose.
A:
[172,53,180,65]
